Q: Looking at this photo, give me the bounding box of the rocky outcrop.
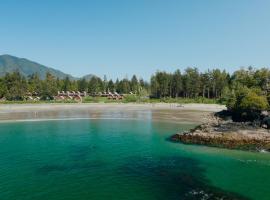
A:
[171,114,270,152]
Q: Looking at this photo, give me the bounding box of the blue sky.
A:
[0,0,269,80]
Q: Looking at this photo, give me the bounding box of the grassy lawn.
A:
[0,95,222,104]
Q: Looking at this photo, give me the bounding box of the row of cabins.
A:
[0,91,125,102]
[56,91,124,101]
[25,92,40,101]
[54,91,125,101]
[55,91,87,101]
[57,91,124,101]
[105,92,123,100]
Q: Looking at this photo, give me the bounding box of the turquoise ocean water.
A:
[0,118,270,200]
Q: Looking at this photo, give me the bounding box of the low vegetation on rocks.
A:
[171,114,270,152]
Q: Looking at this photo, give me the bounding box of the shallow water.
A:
[0,117,270,199]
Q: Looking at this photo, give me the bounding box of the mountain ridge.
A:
[0,54,94,80]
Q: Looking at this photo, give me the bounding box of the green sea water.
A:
[0,118,270,200]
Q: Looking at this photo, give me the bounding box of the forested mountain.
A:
[0,55,74,79]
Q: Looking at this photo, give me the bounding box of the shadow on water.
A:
[35,150,250,199]
[118,155,250,200]
[36,145,101,174]
[36,161,105,174]
[68,144,98,161]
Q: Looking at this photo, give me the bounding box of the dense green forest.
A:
[0,67,270,115]
[0,72,150,100]
[151,67,270,120]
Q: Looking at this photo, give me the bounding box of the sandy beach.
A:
[0,103,226,123]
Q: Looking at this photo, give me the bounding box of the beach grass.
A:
[0,96,222,105]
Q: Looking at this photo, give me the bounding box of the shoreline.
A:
[0,103,225,123]
[1,103,269,152]
[0,117,201,125]
[0,103,226,112]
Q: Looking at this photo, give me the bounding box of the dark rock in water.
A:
[185,189,246,200]
[171,114,270,152]
[171,133,270,152]
[119,155,249,200]
[261,117,270,129]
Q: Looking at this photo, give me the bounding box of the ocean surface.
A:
[0,117,270,199]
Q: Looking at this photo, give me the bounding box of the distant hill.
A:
[0,54,75,80]
[82,74,96,81]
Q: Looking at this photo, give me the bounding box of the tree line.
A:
[150,68,229,99]
[150,67,270,101]
[151,67,270,120]
[0,71,150,100]
[0,67,269,113]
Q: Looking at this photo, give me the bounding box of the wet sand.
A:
[0,103,225,123]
